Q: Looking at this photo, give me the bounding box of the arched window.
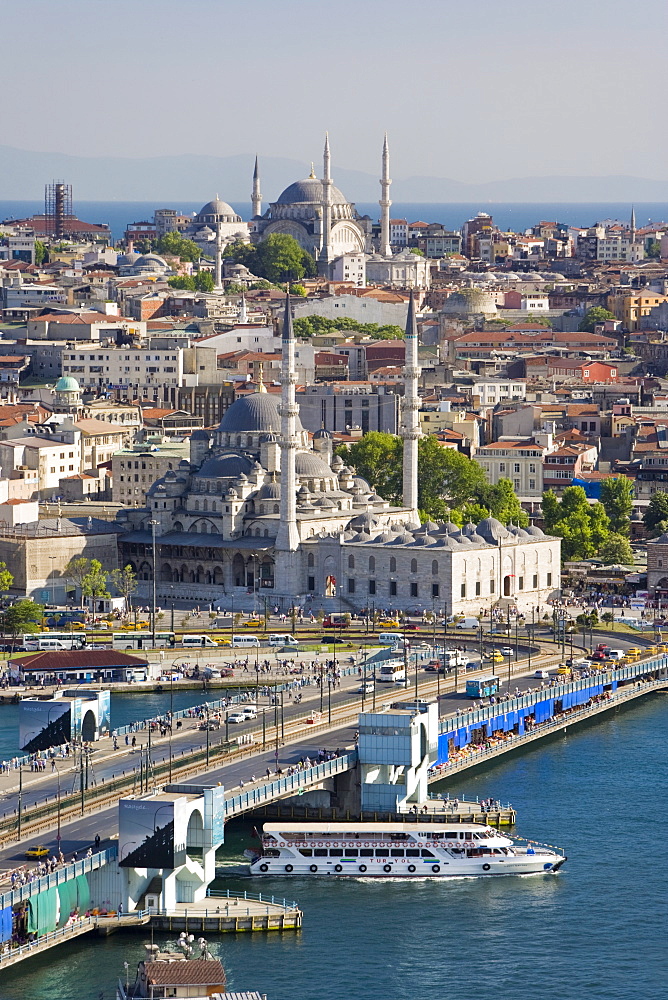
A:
[273,504,279,514]
[432,560,438,575]
[194,500,199,511]
[348,554,355,569]
[259,504,264,515]
[390,556,396,572]
[308,553,314,567]
[211,501,216,511]
[202,499,208,511]
[411,559,417,574]
[369,556,375,572]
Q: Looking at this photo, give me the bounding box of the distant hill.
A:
[0,144,667,203]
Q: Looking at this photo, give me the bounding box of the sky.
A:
[3,0,668,184]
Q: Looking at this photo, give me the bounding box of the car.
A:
[226,712,246,724]
[378,619,399,628]
[241,706,258,719]
[533,669,550,679]
[242,619,263,629]
[500,647,514,656]
[424,661,440,672]
[554,665,571,676]
[402,623,421,631]
[485,651,504,663]
[589,651,607,661]
[25,845,50,859]
[626,647,642,657]
[220,667,234,677]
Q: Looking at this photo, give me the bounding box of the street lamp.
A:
[149,518,159,649]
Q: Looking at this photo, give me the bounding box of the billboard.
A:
[19,700,71,753]
[204,785,226,847]
[118,799,175,869]
[97,691,111,737]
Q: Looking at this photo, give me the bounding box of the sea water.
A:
[0,693,664,1000]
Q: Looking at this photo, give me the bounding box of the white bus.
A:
[377,660,407,683]
[22,632,87,651]
[112,631,175,650]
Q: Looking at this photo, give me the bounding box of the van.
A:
[268,634,299,647]
[181,634,219,648]
[533,669,550,679]
[606,649,625,660]
[357,679,375,694]
[232,634,260,648]
[378,632,406,646]
[455,617,480,630]
[203,667,221,679]
[241,705,257,719]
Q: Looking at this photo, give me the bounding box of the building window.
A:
[514,463,520,473]
[547,573,552,586]
[410,582,418,597]
[475,581,481,596]
[390,581,397,596]
[432,583,439,598]
[518,576,524,590]
[490,580,495,594]
[410,559,418,573]
[348,578,355,594]
[460,583,466,598]
[369,580,376,595]
[390,557,396,572]
[348,555,355,570]
[308,576,315,591]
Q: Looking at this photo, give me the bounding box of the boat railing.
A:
[206,887,298,910]
[425,792,514,808]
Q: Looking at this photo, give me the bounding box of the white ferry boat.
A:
[247,821,566,878]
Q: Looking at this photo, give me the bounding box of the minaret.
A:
[630,205,636,241]
[380,132,392,257]
[400,289,421,516]
[275,295,300,553]
[318,133,333,276]
[214,221,223,291]
[251,156,262,219]
[238,292,248,324]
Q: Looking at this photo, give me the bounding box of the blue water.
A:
[2,200,667,242]
[0,693,664,1000]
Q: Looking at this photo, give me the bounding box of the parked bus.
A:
[465,675,500,698]
[377,661,407,683]
[323,613,349,629]
[22,632,87,651]
[113,631,175,650]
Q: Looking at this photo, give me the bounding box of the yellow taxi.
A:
[378,619,399,628]
[555,664,571,675]
[242,619,263,629]
[25,845,50,859]
[487,650,504,663]
[215,636,231,646]
[658,643,668,653]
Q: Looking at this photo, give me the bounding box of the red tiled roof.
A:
[10,650,149,670]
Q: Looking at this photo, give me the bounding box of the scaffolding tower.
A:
[45,180,73,238]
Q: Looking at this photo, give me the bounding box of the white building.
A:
[471,379,527,406]
[331,252,366,286]
[62,344,185,395]
[389,219,409,248]
[476,438,551,497]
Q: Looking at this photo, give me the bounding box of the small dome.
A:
[351,476,371,491]
[524,524,545,537]
[295,452,335,478]
[257,482,281,500]
[190,429,210,441]
[196,197,241,223]
[195,453,253,479]
[134,253,169,269]
[313,427,333,439]
[476,516,510,543]
[55,375,80,392]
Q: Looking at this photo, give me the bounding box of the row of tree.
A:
[64,559,138,609]
[223,234,316,283]
[293,315,405,340]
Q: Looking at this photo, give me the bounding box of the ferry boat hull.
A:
[247,821,566,879]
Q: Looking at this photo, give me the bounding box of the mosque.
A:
[117,293,560,614]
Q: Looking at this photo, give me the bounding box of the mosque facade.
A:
[117,294,560,613]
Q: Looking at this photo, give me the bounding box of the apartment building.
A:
[476,438,548,497]
[62,343,184,397]
[112,437,190,506]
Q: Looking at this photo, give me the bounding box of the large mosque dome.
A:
[275,176,349,208]
[196,197,242,224]
[218,392,304,435]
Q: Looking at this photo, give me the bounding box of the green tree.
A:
[81,559,110,607]
[254,234,315,283]
[600,477,634,534]
[293,314,404,340]
[290,283,307,297]
[110,564,138,609]
[598,532,634,565]
[541,487,611,561]
[34,240,47,265]
[156,232,201,263]
[168,275,196,291]
[643,492,668,533]
[0,561,13,597]
[410,248,425,256]
[578,307,616,332]
[65,556,91,608]
[471,478,529,526]
[646,240,661,259]
[194,270,214,292]
[335,432,403,503]
[3,600,43,637]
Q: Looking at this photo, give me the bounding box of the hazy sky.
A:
[5,0,668,182]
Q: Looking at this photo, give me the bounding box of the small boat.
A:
[117,943,225,1000]
[247,821,566,878]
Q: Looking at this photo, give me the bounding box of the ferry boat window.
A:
[360,848,374,857]
[443,832,458,839]
[406,849,420,857]
[375,849,390,857]
[299,849,313,856]
[420,849,435,857]
[464,832,473,840]
[314,848,328,857]
[391,849,404,857]
[344,849,358,857]
[330,849,344,857]
[265,849,280,857]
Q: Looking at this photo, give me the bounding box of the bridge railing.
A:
[223,752,358,818]
[206,888,298,910]
[0,845,117,910]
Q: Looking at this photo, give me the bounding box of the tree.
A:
[410,248,425,256]
[81,559,110,608]
[600,477,634,534]
[34,240,47,265]
[643,492,668,533]
[65,556,92,608]
[335,432,403,503]
[292,314,404,340]
[290,283,307,297]
[3,600,43,637]
[254,234,315,283]
[111,564,138,609]
[168,275,196,291]
[194,270,214,292]
[646,240,661,259]
[0,562,13,597]
[578,307,616,332]
[156,232,201,263]
[541,487,611,561]
[471,478,529,526]
[598,532,634,565]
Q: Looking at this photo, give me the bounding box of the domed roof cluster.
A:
[220,392,289,434]
[275,176,349,207]
[196,197,241,224]
[195,453,254,480]
[344,517,546,547]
